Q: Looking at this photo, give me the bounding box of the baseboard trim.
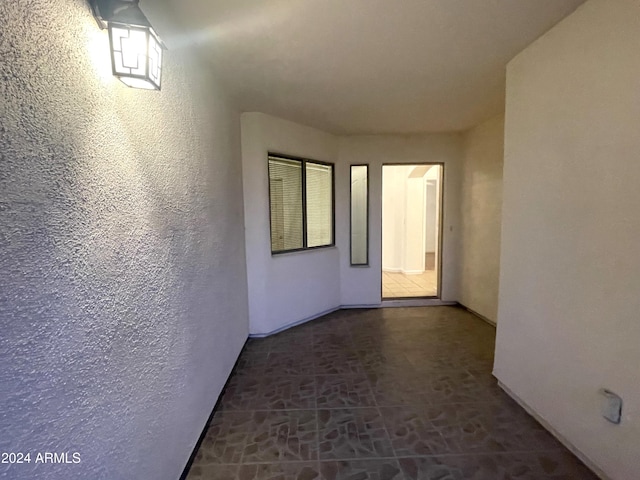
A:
[497,381,609,480]
[457,302,496,327]
[382,299,456,308]
[249,306,342,338]
[249,302,462,337]
[179,338,248,480]
[340,303,381,309]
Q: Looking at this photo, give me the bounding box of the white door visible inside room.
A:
[382,164,442,298]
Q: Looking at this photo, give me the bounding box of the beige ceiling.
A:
[166,0,585,135]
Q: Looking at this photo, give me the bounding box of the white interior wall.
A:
[1,1,249,479]
[459,114,505,322]
[425,180,438,254]
[241,113,341,335]
[338,135,463,306]
[424,166,441,268]
[495,1,640,478]
[403,175,426,274]
[382,165,410,273]
[242,118,463,331]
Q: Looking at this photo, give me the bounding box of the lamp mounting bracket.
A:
[90,0,152,29]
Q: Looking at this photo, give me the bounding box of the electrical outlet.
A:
[599,389,622,424]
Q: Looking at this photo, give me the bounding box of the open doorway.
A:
[382,164,443,299]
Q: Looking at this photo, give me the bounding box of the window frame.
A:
[267,152,335,255]
[349,164,370,266]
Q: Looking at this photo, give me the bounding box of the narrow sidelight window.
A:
[268,154,334,254]
[350,165,369,265]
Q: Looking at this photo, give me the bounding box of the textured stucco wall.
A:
[459,114,504,322]
[0,1,249,479]
[495,0,640,478]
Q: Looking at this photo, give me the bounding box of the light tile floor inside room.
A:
[382,271,438,298]
[186,306,597,480]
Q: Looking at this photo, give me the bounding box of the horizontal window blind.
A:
[268,154,335,254]
[268,157,303,252]
[306,162,333,248]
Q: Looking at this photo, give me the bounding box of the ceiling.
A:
[166,0,585,135]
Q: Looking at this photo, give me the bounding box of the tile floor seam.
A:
[314,395,320,465]
[393,447,572,458]
[202,457,403,466]
[375,404,400,461]
[235,409,252,467]
[368,372,401,463]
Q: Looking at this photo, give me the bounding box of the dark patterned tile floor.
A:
[185,306,598,480]
[318,408,394,460]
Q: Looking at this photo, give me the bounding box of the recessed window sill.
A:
[271,245,337,257]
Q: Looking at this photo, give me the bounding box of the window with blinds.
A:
[268,154,334,253]
[269,157,303,251]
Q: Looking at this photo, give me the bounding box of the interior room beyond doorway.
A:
[382,164,442,299]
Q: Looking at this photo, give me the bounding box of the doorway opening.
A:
[382,164,443,299]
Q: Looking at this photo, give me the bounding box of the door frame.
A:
[380,162,445,300]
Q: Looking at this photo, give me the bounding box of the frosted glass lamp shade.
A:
[108,23,162,90]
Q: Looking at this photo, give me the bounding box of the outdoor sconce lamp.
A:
[90,0,165,90]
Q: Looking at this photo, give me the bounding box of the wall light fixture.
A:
[90,0,165,90]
